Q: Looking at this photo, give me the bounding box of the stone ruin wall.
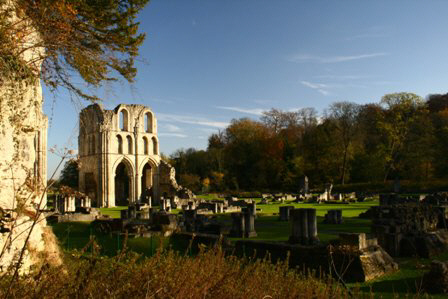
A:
[159,160,194,200]
[0,3,61,272]
[79,104,163,207]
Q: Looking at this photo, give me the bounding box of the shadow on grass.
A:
[50,222,170,257]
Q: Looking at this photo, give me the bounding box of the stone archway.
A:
[140,162,153,204]
[115,161,132,206]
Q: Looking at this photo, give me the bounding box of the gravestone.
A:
[247,202,256,216]
[244,209,257,238]
[324,209,343,224]
[289,208,318,245]
[324,183,333,201]
[279,206,294,221]
[230,213,245,238]
[299,175,309,195]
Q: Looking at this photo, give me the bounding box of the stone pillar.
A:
[279,206,294,221]
[160,198,167,211]
[339,233,367,251]
[217,202,224,213]
[324,209,342,224]
[324,183,333,201]
[289,209,308,244]
[184,209,197,232]
[211,202,218,214]
[247,203,256,216]
[57,196,65,214]
[244,210,257,238]
[299,175,309,195]
[230,213,245,238]
[141,208,150,220]
[169,197,177,209]
[306,208,318,245]
[71,197,76,212]
[289,208,318,245]
[336,209,342,224]
[65,197,70,212]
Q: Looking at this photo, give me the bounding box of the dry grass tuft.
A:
[0,244,360,299]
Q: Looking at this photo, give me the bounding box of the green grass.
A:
[98,206,127,218]
[49,199,448,298]
[50,221,167,256]
[196,193,221,200]
[348,254,448,299]
[255,200,378,217]
[222,215,372,243]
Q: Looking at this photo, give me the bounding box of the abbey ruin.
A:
[78,104,190,208]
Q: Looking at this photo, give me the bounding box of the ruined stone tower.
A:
[78,104,161,207]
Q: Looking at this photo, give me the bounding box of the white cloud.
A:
[162,124,182,132]
[158,133,188,138]
[199,128,220,133]
[157,113,229,128]
[300,81,330,96]
[289,52,388,63]
[216,106,265,116]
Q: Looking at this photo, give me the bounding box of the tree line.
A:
[166,92,448,193]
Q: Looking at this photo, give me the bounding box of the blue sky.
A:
[44,0,448,178]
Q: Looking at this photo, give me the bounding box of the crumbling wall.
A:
[0,3,61,272]
[159,160,194,199]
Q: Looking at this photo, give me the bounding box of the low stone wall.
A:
[234,236,397,283]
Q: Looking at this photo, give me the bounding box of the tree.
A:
[0,0,149,275]
[379,93,424,181]
[59,158,79,188]
[1,0,149,100]
[324,102,360,184]
[261,108,299,133]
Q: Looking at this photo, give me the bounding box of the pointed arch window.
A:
[152,137,158,155]
[144,112,153,133]
[117,135,123,154]
[119,109,129,131]
[143,137,149,155]
[127,135,133,154]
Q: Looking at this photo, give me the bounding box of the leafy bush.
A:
[0,246,353,298]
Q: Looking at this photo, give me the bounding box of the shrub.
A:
[0,246,354,298]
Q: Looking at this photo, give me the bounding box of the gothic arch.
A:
[116,134,123,154]
[152,136,158,155]
[142,136,149,155]
[126,135,133,154]
[118,108,129,131]
[112,157,135,206]
[144,111,153,133]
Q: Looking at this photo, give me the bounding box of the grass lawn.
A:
[349,254,448,299]
[99,206,127,218]
[50,200,448,298]
[50,221,168,256]
[255,200,378,217]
